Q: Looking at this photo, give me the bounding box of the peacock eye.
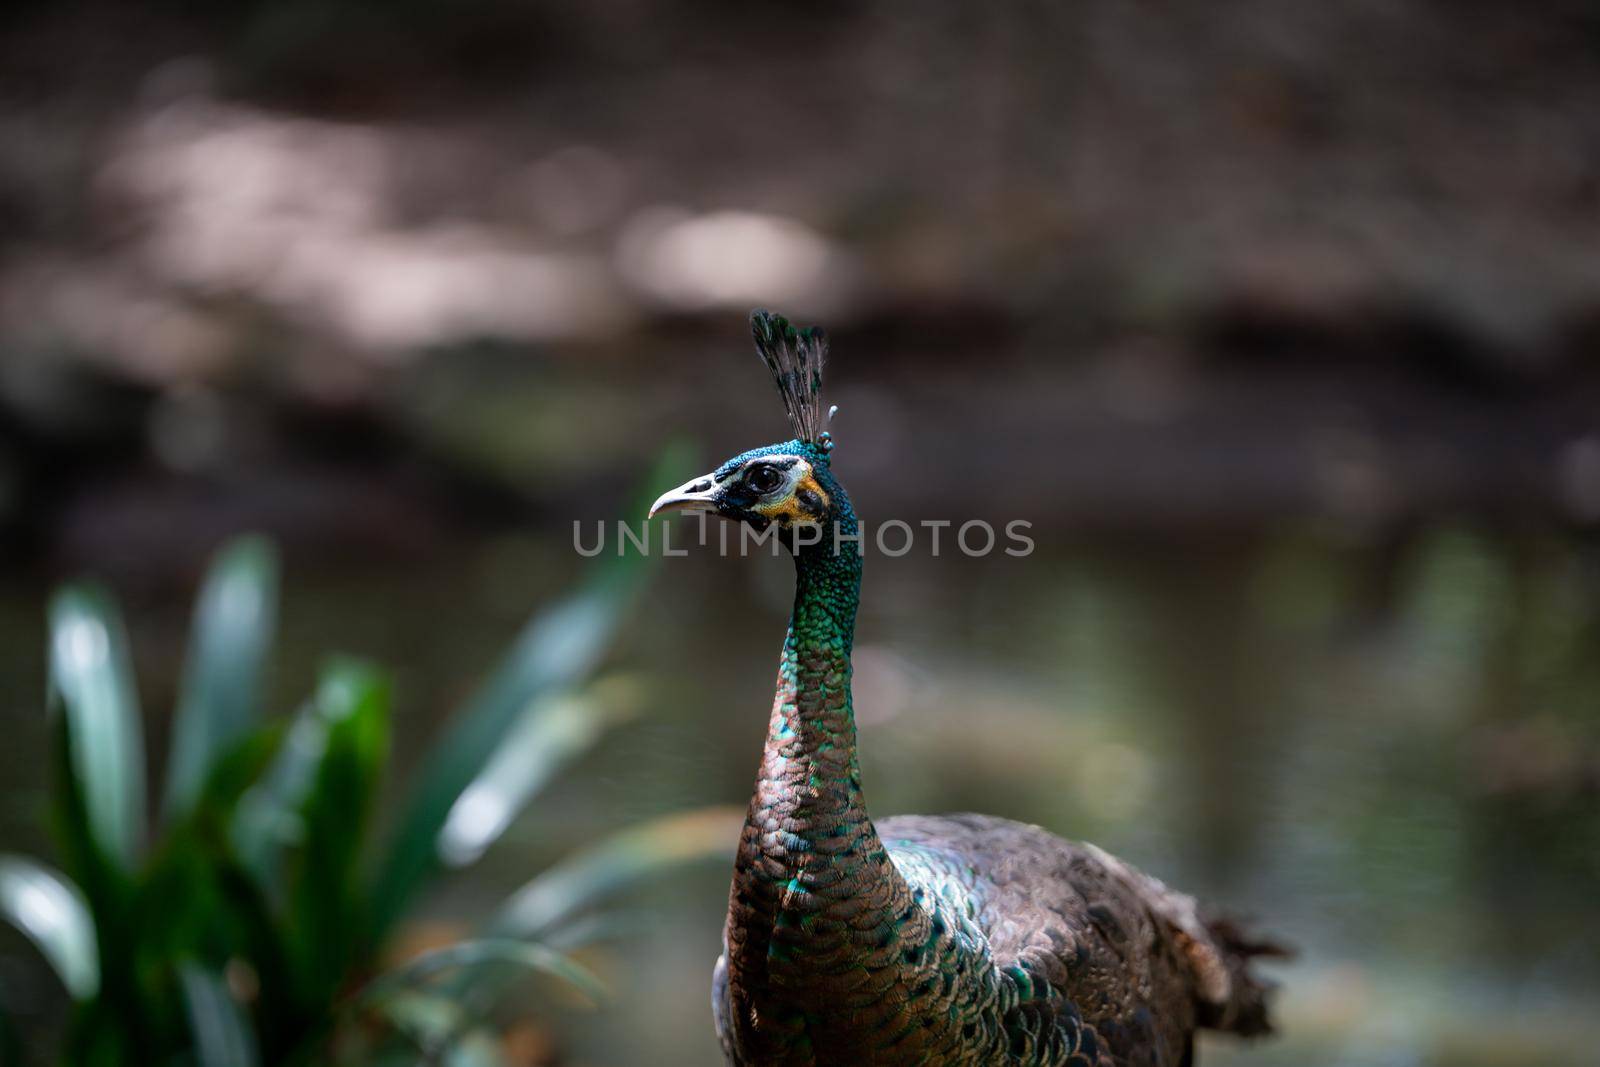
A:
[745,464,784,494]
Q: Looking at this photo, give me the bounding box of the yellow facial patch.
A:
[755,498,806,523]
[753,470,831,524]
[795,473,830,514]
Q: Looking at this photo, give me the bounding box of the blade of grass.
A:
[165,536,279,820]
[437,676,644,868]
[179,964,259,1067]
[0,856,98,1000]
[488,806,742,940]
[47,586,146,869]
[369,441,695,942]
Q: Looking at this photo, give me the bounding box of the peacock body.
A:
[650,314,1281,1067]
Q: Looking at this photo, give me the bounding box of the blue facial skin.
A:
[697,439,859,571]
[709,439,843,524]
[711,439,830,482]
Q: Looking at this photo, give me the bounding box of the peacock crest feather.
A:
[750,309,831,449]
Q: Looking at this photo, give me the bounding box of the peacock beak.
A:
[648,472,721,518]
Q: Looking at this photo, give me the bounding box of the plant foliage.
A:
[1,445,741,1066]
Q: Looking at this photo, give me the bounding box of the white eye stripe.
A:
[717,456,810,492]
[742,455,803,472]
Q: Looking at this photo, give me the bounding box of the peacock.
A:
[648,311,1284,1067]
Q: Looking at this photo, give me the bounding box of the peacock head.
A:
[648,310,850,545]
[649,438,841,532]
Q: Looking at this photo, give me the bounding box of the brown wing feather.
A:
[878,813,1282,1065]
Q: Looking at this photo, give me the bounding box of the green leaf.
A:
[232,698,349,888]
[365,997,513,1067]
[46,712,137,1059]
[134,726,287,1001]
[207,858,299,1063]
[287,661,390,998]
[437,676,644,868]
[529,909,653,951]
[191,725,288,833]
[489,806,742,941]
[368,444,695,942]
[444,1031,511,1067]
[165,537,280,820]
[0,855,98,1000]
[47,586,147,869]
[368,993,490,1066]
[369,990,466,1052]
[369,578,630,939]
[362,940,603,1007]
[180,964,259,1067]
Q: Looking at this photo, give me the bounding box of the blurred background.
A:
[3,2,1600,1065]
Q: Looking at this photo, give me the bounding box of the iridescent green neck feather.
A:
[726,472,950,1062]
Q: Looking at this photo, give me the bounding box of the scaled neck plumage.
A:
[725,492,935,1061]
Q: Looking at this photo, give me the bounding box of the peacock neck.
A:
[765,519,867,849]
[724,504,938,1060]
